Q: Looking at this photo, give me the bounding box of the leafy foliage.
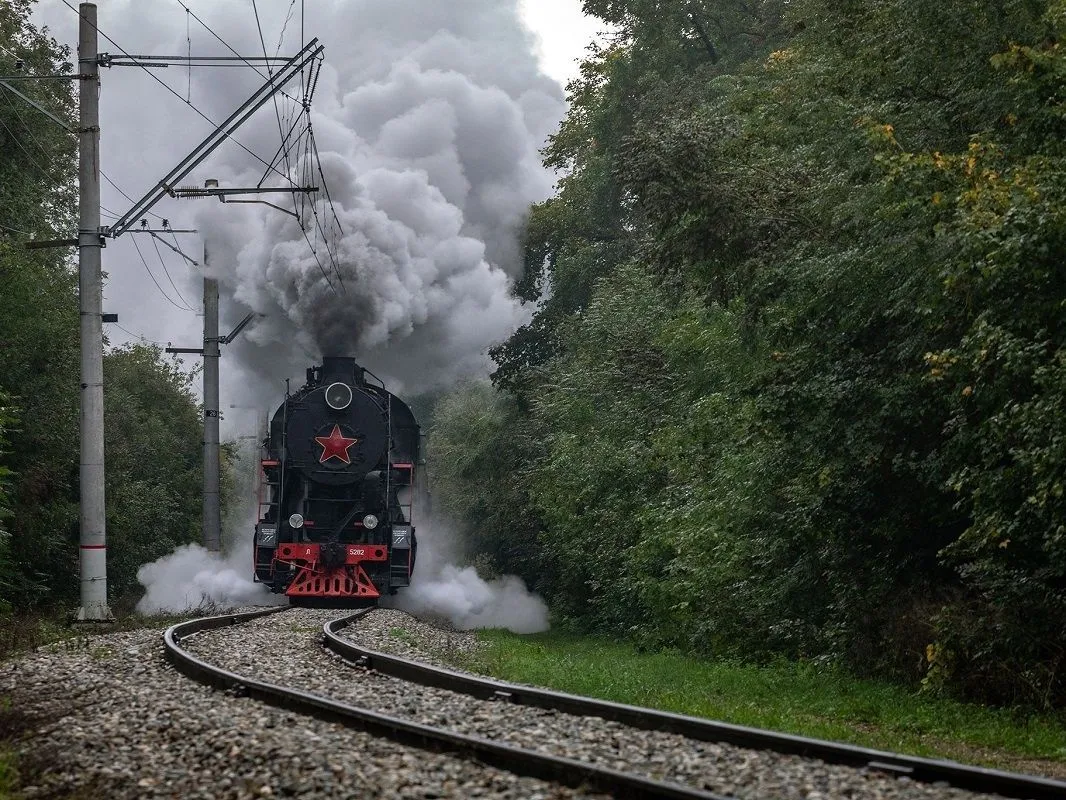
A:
[103,345,203,598]
[426,383,544,585]
[0,1,80,606]
[435,0,1066,707]
[0,3,205,612]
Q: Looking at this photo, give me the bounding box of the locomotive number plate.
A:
[346,545,387,561]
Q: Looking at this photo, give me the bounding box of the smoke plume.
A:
[190,0,565,393]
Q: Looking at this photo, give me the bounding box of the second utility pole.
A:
[76,2,111,621]
[203,244,221,552]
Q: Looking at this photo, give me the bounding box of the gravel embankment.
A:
[0,614,603,799]
[340,607,484,669]
[186,608,1013,800]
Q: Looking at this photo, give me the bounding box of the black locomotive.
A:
[253,356,421,600]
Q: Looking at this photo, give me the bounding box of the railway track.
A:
[325,610,1066,800]
[166,607,1066,800]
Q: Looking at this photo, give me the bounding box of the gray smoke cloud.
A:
[194,0,562,392]
[54,1,566,619]
[34,0,564,394]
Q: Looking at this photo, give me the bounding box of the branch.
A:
[687,9,720,64]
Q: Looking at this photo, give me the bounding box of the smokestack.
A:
[320,356,362,386]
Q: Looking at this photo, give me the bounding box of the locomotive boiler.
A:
[253,356,420,601]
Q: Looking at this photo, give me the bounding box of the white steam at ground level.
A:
[136,513,548,635]
[135,443,548,632]
[136,446,279,614]
[387,517,549,634]
[392,566,549,634]
[135,540,278,614]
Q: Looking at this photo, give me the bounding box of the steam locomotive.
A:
[253,356,421,601]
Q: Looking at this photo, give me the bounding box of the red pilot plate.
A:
[276,543,387,562]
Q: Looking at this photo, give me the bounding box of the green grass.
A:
[458,630,1066,777]
[0,749,18,800]
[388,626,416,644]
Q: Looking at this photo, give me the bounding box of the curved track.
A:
[165,608,1066,800]
[322,609,1066,800]
[165,609,730,800]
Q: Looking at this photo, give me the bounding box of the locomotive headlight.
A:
[325,382,353,411]
[362,514,379,530]
[288,513,305,529]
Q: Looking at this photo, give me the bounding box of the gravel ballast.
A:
[341,607,484,669]
[185,607,1016,800]
[0,615,603,799]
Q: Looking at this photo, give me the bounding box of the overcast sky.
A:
[519,0,602,85]
[28,0,603,436]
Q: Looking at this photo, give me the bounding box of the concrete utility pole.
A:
[1,6,325,601]
[168,231,257,553]
[203,243,222,552]
[76,2,111,621]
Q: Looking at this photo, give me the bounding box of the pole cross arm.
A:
[107,37,324,238]
[169,187,317,197]
[221,311,257,345]
[0,79,76,133]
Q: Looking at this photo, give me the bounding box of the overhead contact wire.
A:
[173,0,302,106]
[58,0,303,191]
[150,230,196,310]
[130,234,197,312]
[252,0,297,194]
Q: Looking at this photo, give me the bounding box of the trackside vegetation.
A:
[460,630,1066,777]
[0,1,205,622]
[429,0,1066,710]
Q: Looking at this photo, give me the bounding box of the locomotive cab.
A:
[253,357,421,601]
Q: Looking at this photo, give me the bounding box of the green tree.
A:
[450,0,1066,706]
[427,382,544,585]
[0,0,79,606]
[0,4,207,613]
[102,344,203,598]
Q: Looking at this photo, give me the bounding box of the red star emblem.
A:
[314,424,359,464]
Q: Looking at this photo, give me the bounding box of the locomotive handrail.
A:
[323,611,1066,800]
[361,366,386,388]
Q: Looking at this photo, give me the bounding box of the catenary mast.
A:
[76,2,111,621]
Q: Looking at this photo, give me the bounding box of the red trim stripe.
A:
[80,544,106,550]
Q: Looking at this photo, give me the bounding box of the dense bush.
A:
[431,0,1066,707]
[0,3,204,612]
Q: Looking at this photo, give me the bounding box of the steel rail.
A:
[323,611,1066,800]
[163,609,732,800]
